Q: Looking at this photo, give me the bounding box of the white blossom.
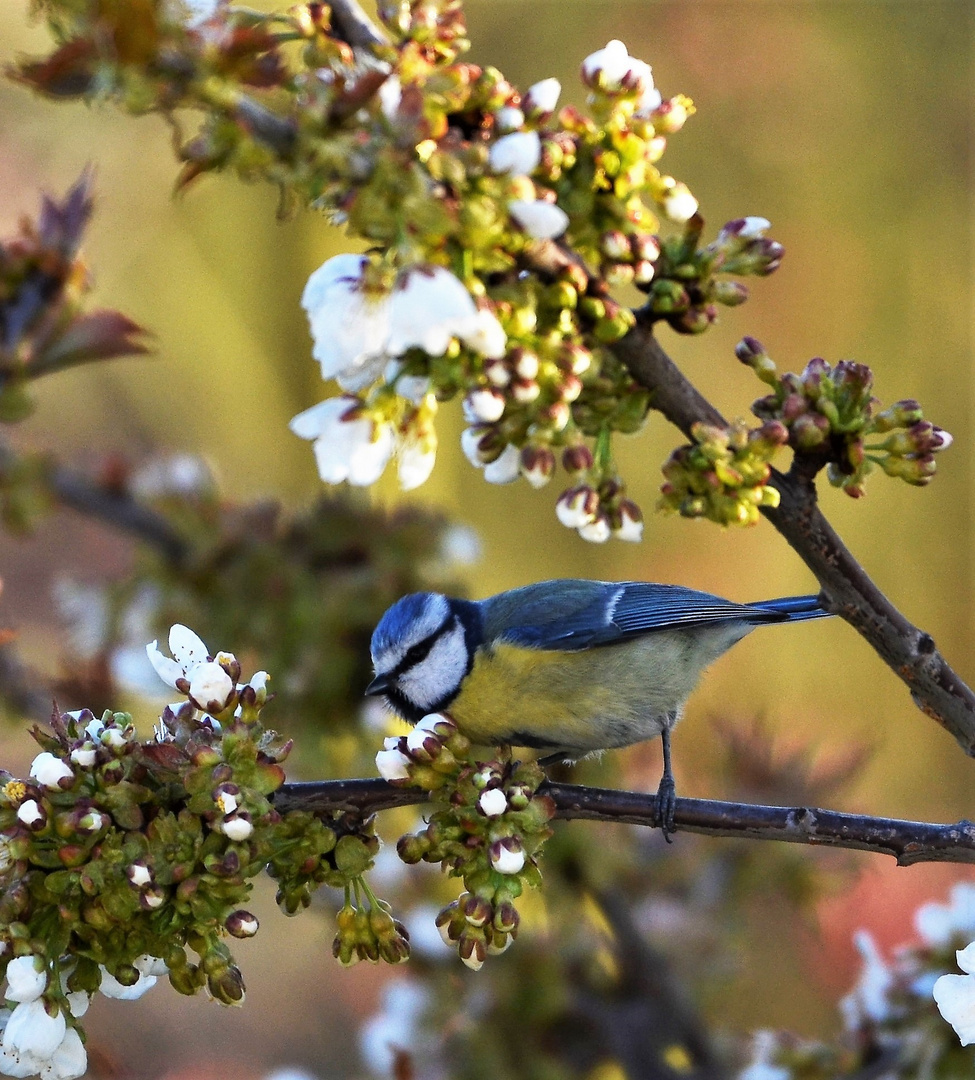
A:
[28,754,73,791]
[134,956,169,978]
[737,1031,790,1080]
[388,266,485,358]
[378,73,401,120]
[215,790,238,816]
[376,744,411,782]
[2,1000,66,1059]
[556,488,596,529]
[188,661,234,710]
[489,131,541,176]
[146,624,209,689]
[478,789,508,817]
[397,436,437,491]
[39,1025,86,1080]
[4,957,47,1004]
[290,396,395,487]
[302,254,392,392]
[460,308,507,360]
[524,77,561,113]
[508,200,569,240]
[934,942,975,1045]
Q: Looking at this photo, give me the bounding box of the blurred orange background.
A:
[0,1,972,1075]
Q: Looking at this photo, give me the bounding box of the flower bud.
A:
[226,910,259,938]
[519,446,555,489]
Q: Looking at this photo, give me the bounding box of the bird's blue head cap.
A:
[370,592,451,671]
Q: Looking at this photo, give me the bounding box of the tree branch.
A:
[274,778,975,865]
[611,317,975,755]
[328,0,390,50]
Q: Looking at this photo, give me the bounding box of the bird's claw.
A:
[655,774,676,842]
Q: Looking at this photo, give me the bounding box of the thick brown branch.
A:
[612,320,975,754]
[274,778,975,865]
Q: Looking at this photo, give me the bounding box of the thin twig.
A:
[611,321,975,754]
[273,778,975,865]
[328,0,390,50]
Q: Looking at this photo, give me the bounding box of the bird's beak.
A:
[365,674,391,697]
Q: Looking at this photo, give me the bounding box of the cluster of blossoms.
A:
[377,714,554,970]
[738,882,975,1080]
[738,337,952,498]
[0,625,396,1077]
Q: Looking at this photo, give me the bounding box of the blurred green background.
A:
[0,1,972,1076]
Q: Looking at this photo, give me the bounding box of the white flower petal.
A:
[145,641,184,689]
[188,661,234,710]
[376,747,411,782]
[388,266,480,357]
[495,106,525,132]
[28,754,73,790]
[489,130,541,176]
[344,422,395,486]
[5,957,47,1003]
[397,439,437,491]
[465,389,506,424]
[490,844,525,875]
[98,968,156,1001]
[168,624,209,668]
[662,185,699,224]
[289,396,356,441]
[458,308,507,359]
[582,39,631,86]
[378,74,401,120]
[3,1000,66,1058]
[740,216,771,239]
[578,516,611,543]
[934,970,975,1045]
[221,816,254,841]
[302,254,392,385]
[40,1024,86,1080]
[508,199,569,240]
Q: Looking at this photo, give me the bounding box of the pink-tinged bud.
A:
[558,374,583,403]
[493,901,520,933]
[631,233,660,263]
[16,800,46,830]
[478,788,509,817]
[458,932,486,971]
[735,336,766,364]
[510,347,539,380]
[556,485,598,528]
[652,96,689,134]
[604,262,635,288]
[227,910,259,938]
[523,77,561,115]
[633,260,656,286]
[713,281,749,306]
[490,838,526,875]
[512,378,540,403]
[802,357,830,389]
[600,230,630,261]
[613,500,643,542]
[463,894,494,927]
[405,723,440,761]
[578,513,611,543]
[436,902,462,944]
[483,358,510,387]
[127,862,152,888]
[464,388,506,424]
[519,446,555,489]
[560,342,592,375]
[562,444,594,474]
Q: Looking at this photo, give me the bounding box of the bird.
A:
[366,579,832,836]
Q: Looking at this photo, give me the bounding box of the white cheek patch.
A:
[397,621,468,712]
[375,594,451,675]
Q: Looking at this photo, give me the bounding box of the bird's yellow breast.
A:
[446,635,704,754]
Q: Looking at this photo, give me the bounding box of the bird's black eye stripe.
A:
[394,633,438,675]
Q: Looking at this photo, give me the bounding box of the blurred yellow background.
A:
[0,0,972,1075]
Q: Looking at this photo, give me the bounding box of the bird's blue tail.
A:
[750,595,831,622]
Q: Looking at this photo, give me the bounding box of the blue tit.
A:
[366,580,832,834]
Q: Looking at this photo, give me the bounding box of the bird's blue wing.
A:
[488,580,816,652]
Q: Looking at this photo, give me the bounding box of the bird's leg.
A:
[655,722,677,842]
